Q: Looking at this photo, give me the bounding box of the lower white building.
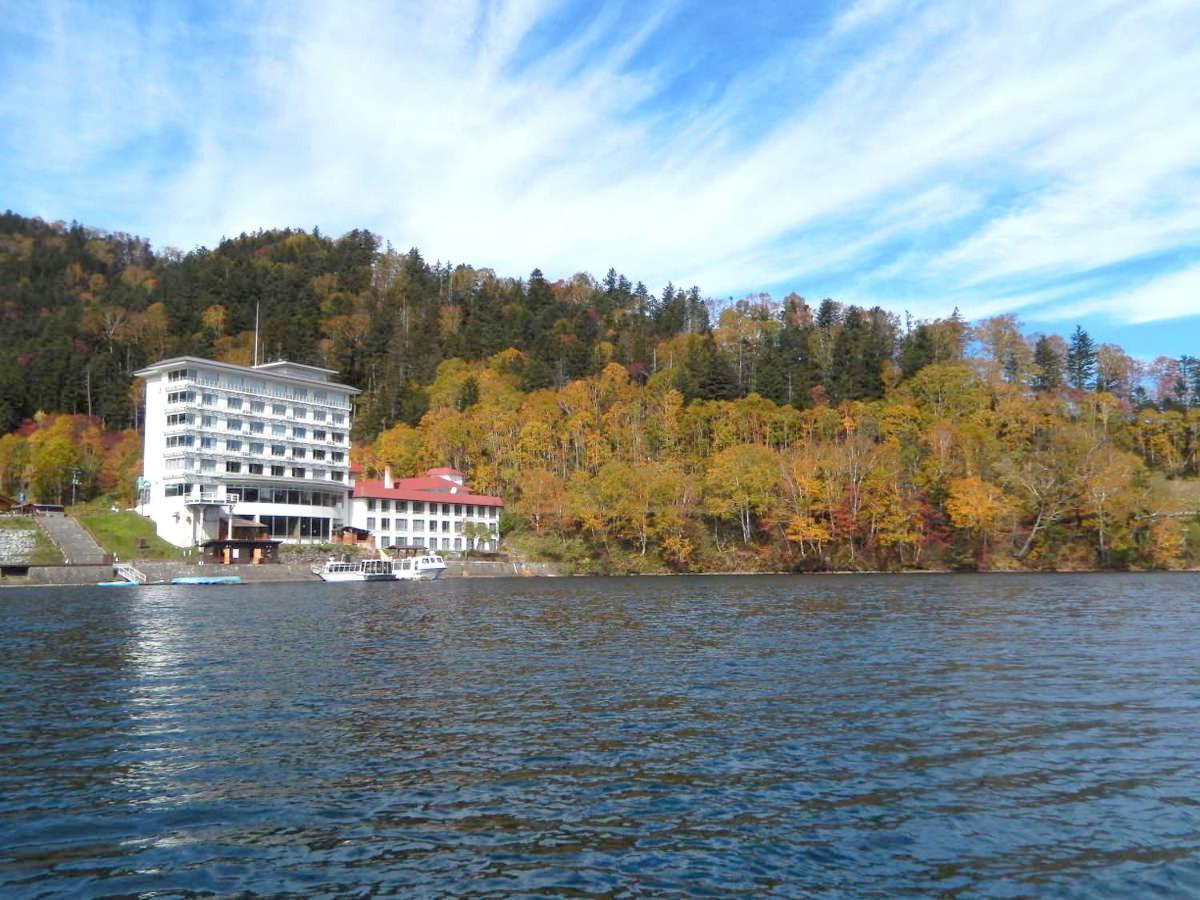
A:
[349,467,502,552]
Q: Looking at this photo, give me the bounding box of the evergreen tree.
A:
[1032,336,1065,392]
[1066,325,1097,390]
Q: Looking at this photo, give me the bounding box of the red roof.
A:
[426,466,464,476]
[351,479,503,507]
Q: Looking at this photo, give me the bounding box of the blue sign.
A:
[18,491,26,503]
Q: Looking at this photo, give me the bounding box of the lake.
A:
[2,574,1199,895]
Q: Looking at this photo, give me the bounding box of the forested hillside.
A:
[1,210,1198,571]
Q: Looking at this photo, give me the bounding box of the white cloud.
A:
[2,0,1199,327]
[1036,264,1200,325]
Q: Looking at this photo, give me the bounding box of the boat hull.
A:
[313,570,397,582]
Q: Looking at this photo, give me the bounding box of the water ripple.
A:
[2,573,1200,895]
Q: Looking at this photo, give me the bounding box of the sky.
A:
[1,0,1198,357]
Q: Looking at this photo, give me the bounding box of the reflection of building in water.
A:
[134,357,359,553]
[348,467,503,552]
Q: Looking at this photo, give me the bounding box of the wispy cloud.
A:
[1,0,1198,334]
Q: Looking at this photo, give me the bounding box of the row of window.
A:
[363,498,498,517]
[166,392,347,425]
[222,420,344,442]
[168,436,345,463]
[162,484,344,507]
[168,414,346,445]
[228,486,344,507]
[167,368,346,408]
[380,537,494,551]
[163,458,345,481]
[259,515,334,539]
[365,517,498,534]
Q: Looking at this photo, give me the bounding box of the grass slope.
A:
[71,506,185,561]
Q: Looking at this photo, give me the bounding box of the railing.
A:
[115,563,147,584]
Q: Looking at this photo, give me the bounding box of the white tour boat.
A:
[394,553,447,581]
[312,558,398,582]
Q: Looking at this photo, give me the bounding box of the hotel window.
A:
[166,412,190,426]
[313,429,327,441]
[291,467,306,479]
[332,413,345,425]
[367,499,376,511]
[202,393,217,406]
[250,422,264,435]
[379,500,390,513]
[381,518,390,531]
[291,447,306,459]
[271,444,286,457]
[167,390,195,404]
[200,460,216,472]
[250,400,265,413]
[396,518,408,531]
[330,432,344,443]
[313,390,328,403]
[331,452,344,463]
[249,442,264,455]
[454,504,463,515]
[414,502,426,514]
[226,439,242,452]
[292,426,306,439]
[227,418,242,431]
[164,482,192,496]
[249,463,264,475]
[271,424,285,436]
[329,471,343,481]
[271,465,285,477]
[167,368,191,382]
[312,449,325,461]
[441,520,450,532]
[200,437,215,449]
[165,435,193,448]
[455,538,463,550]
[225,461,241,473]
[202,415,216,428]
[413,519,425,531]
[291,407,306,419]
[227,397,242,410]
[366,517,376,530]
[272,403,287,415]
[292,388,309,400]
[313,410,326,422]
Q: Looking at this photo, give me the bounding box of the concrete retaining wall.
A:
[2,558,565,587]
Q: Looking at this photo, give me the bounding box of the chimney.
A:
[383,465,394,489]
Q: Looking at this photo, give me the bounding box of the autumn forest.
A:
[1,211,1198,572]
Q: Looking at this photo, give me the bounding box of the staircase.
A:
[37,513,108,565]
[115,563,147,584]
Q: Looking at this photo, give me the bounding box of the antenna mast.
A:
[253,301,260,366]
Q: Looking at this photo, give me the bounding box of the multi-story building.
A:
[349,467,503,553]
[134,357,359,549]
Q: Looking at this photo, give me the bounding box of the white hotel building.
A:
[348,467,502,553]
[134,357,359,548]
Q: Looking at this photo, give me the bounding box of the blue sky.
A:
[2,0,1199,357]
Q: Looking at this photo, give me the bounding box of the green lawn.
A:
[71,506,185,561]
[0,517,64,565]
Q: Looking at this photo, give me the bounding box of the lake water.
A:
[2,574,1199,896]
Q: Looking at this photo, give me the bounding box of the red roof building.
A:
[347,467,503,552]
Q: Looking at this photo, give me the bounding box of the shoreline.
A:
[2,563,1196,588]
